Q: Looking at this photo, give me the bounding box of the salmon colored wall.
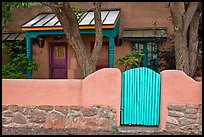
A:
[159,70,202,130]
[2,68,122,126]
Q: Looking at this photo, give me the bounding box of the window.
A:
[132,42,159,72]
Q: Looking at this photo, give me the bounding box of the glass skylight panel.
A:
[22,14,47,27]
[78,12,87,23]
[90,11,109,25]
[103,10,119,24]
[15,33,25,40]
[55,21,61,26]
[2,34,10,40]
[44,16,59,27]
[79,12,94,25]
[6,33,19,40]
[33,14,55,27]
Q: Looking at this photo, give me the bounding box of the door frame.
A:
[49,42,68,79]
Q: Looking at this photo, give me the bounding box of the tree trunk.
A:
[188,10,202,77]
[47,2,103,78]
[170,2,199,77]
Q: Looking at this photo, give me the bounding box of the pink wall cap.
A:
[84,68,122,80]
[160,70,202,83]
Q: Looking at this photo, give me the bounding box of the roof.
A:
[2,32,25,41]
[21,9,120,31]
[123,27,167,38]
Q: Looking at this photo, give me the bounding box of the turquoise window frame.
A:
[132,41,159,72]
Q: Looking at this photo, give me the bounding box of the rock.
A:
[179,117,196,126]
[37,105,54,112]
[54,106,69,114]
[167,116,179,125]
[69,106,82,111]
[99,107,110,118]
[165,123,179,132]
[82,107,98,117]
[13,112,27,124]
[3,110,14,117]
[186,105,200,109]
[198,105,202,113]
[2,117,13,125]
[28,109,47,123]
[180,124,200,133]
[168,110,185,118]
[2,105,8,111]
[186,109,197,114]
[168,104,186,111]
[67,117,110,130]
[9,105,19,112]
[44,111,66,128]
[186,114,197,119]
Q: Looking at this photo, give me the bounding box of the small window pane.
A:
[6,34,19,40]
[103,10,119,24]
[55,21,61,26]
[44,16,59,26]
[22,14,47,27]
[2,34,10,41]
[79,12,94,25]
[15,33,25,40]
[33,14,55,27]
[90,11,109,25]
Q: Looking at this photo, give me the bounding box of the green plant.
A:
[2,42,39,79]
[116,51,144,71]
[111,125,119,134]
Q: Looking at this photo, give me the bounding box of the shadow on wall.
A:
[159,70,202,131]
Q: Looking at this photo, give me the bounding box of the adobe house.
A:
[2,2,185,79]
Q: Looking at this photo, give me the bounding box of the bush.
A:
[116,51,143,71]
[2,42,39,79]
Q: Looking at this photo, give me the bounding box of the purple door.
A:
[49,42,67,79]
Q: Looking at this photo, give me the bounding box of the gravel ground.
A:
[2,127,202,135]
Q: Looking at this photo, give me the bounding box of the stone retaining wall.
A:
[2,105,117,130]
[165,104,202,134]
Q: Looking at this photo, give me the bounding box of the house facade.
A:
[2,2,185,79]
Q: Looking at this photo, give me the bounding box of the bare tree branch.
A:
[183,2,199,35]
[169,2,183,31]
[90,2,103,66]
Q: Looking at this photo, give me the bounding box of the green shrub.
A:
[116,51,143,71]
[2,42,39,79]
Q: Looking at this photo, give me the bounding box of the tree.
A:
[45,2,103,78]
[169,2,202,77]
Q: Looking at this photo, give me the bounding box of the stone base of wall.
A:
[2,105,117,130]
[165,104,202,134]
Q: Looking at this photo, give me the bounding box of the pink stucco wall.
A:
[160,70,202,130]
[2,68,122,126]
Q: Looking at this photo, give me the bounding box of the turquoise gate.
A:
[120,67,161,126]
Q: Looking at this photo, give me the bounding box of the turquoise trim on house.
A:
[25,18,120,78]
[123,37,167,41]
[109,37,114,68]
[26,36,32,79]
[143,43,148,67]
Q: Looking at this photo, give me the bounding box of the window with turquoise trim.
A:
[132,42,159,72]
